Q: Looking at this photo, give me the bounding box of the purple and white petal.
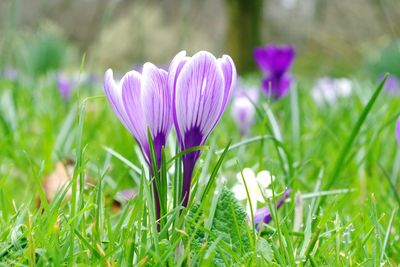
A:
[168,51,189,95]
[175,51,225,147]
[217,55,237,116]
[141,63,171,137]
[120,71,148,157]
[169,51,189,143]
[170,50,236,208]
[104,69,133,132]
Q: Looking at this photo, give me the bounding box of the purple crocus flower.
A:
[253,189,291,227]
[396,117,400,146]
[104,63,172,221]
[57,73,73,100]
[231,89,258,136]
[254,45,295,99]
[169,51,236,207]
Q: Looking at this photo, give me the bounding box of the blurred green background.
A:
[1,0,400,77]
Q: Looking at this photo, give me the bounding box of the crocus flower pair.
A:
[254,45,295,99]
[104,51,236,219]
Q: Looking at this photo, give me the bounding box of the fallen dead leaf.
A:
[43,161,74,203]
[37,160,95,207]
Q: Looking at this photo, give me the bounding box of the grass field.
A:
[0,67,399,266]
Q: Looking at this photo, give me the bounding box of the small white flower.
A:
[311,77,353,106]
[232,168,275,215]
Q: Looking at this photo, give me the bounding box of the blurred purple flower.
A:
[254,45,295,99]
[57,73,73,100]
[396,117,400,146]
[231,89,258,136]
[104,63,172,220]
[169,51,236,207]
[253,189,291,227]
[3,68,18,80]
[380,75,399,94]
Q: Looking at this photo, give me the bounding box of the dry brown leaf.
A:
[42,162,74,203]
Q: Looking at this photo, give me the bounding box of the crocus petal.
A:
[254,45,295,75]
[262,74,292,99]
[141,63,171,137]
[217,55,237,118]
[168,51,189,95]
[169,51,189,144]
[120,71,149,158]
[175,51,225,148]
[104,69,133,133]
[396,117,400,146]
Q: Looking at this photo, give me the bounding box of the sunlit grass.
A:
[0,70,399,265]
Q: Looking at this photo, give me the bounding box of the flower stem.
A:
[181,159,195,208]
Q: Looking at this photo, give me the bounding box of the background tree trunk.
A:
[226,0,264,74]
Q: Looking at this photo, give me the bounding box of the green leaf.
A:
[188,188,252,266]
[256,237,273,264]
